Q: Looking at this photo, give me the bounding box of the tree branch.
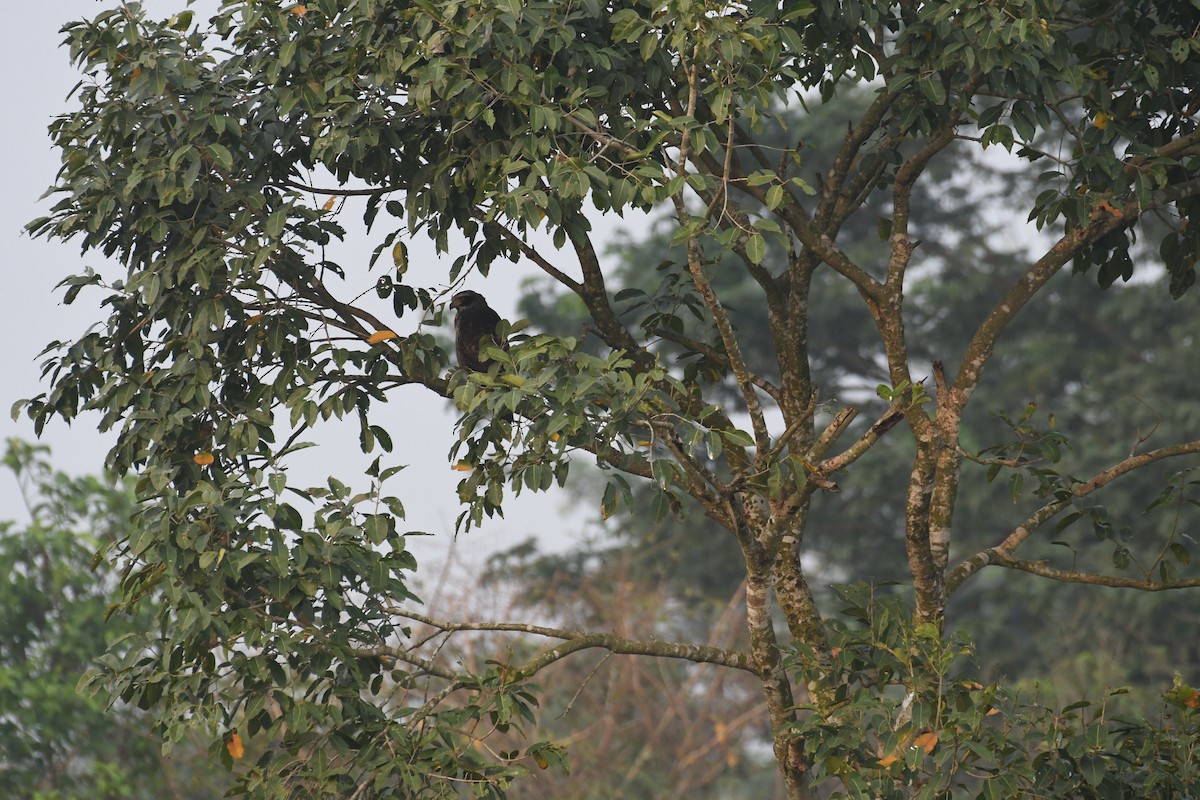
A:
[816,89,900,230]
[487,221,583,293]
[278,178,405,196]
[385,609,759,675]
[983,553,1200,591]
[646,326,783,406]
[671,52,770,460]
[945,439,1200,595]
[818,401,907,475]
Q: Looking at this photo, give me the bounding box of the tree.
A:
[511,142,1200,702]
[0,440,225,799]
[21,1,1200,797]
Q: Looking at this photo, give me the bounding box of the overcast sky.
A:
[1,2,642,565]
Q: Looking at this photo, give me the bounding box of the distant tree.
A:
[21,1,1200,797]
[0,440,223,800]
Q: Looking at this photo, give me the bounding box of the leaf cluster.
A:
[788,583,1200,799]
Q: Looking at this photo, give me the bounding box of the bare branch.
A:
[487,221,582,293]
[384,608,758,675]
[816,89,900,230]
[985,553,1200,591]
[818,402,907,475]
[945,439,1200,595]
[277,178,405,196]
[669,51,771,462]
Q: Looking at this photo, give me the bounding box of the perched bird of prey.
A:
[450,290,506,372]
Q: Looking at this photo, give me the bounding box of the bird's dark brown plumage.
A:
[451,290,506,372]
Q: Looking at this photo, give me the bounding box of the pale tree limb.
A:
[383,608,758,675]
[869,132,946,618]
[818,401,908,475]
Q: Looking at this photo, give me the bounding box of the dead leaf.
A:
[912,731,938,754]
[367,329,398,344]
[226,732,244,760]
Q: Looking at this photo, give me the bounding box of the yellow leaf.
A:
[290,4,308,14]
[877,754,899,767]
[913,731,938,754]
[194,452,215,466]
[226,732,245,760]
[500,374,525,387]
[452,461,474,472]
[1093,113,1110,130]
[322,196,337,211]
[367,329,398,344]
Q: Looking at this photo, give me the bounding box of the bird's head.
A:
[450,290,486,310]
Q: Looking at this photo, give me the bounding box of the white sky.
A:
[1,2,644,564]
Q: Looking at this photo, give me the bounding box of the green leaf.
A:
[765,183,785,211]
[1007,472,1023,502]
[745,233,766,265]
[206,143,234,173]
[720,428,755,448]
[919,76,946,106]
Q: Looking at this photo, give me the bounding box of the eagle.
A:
[450,290,506,372]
